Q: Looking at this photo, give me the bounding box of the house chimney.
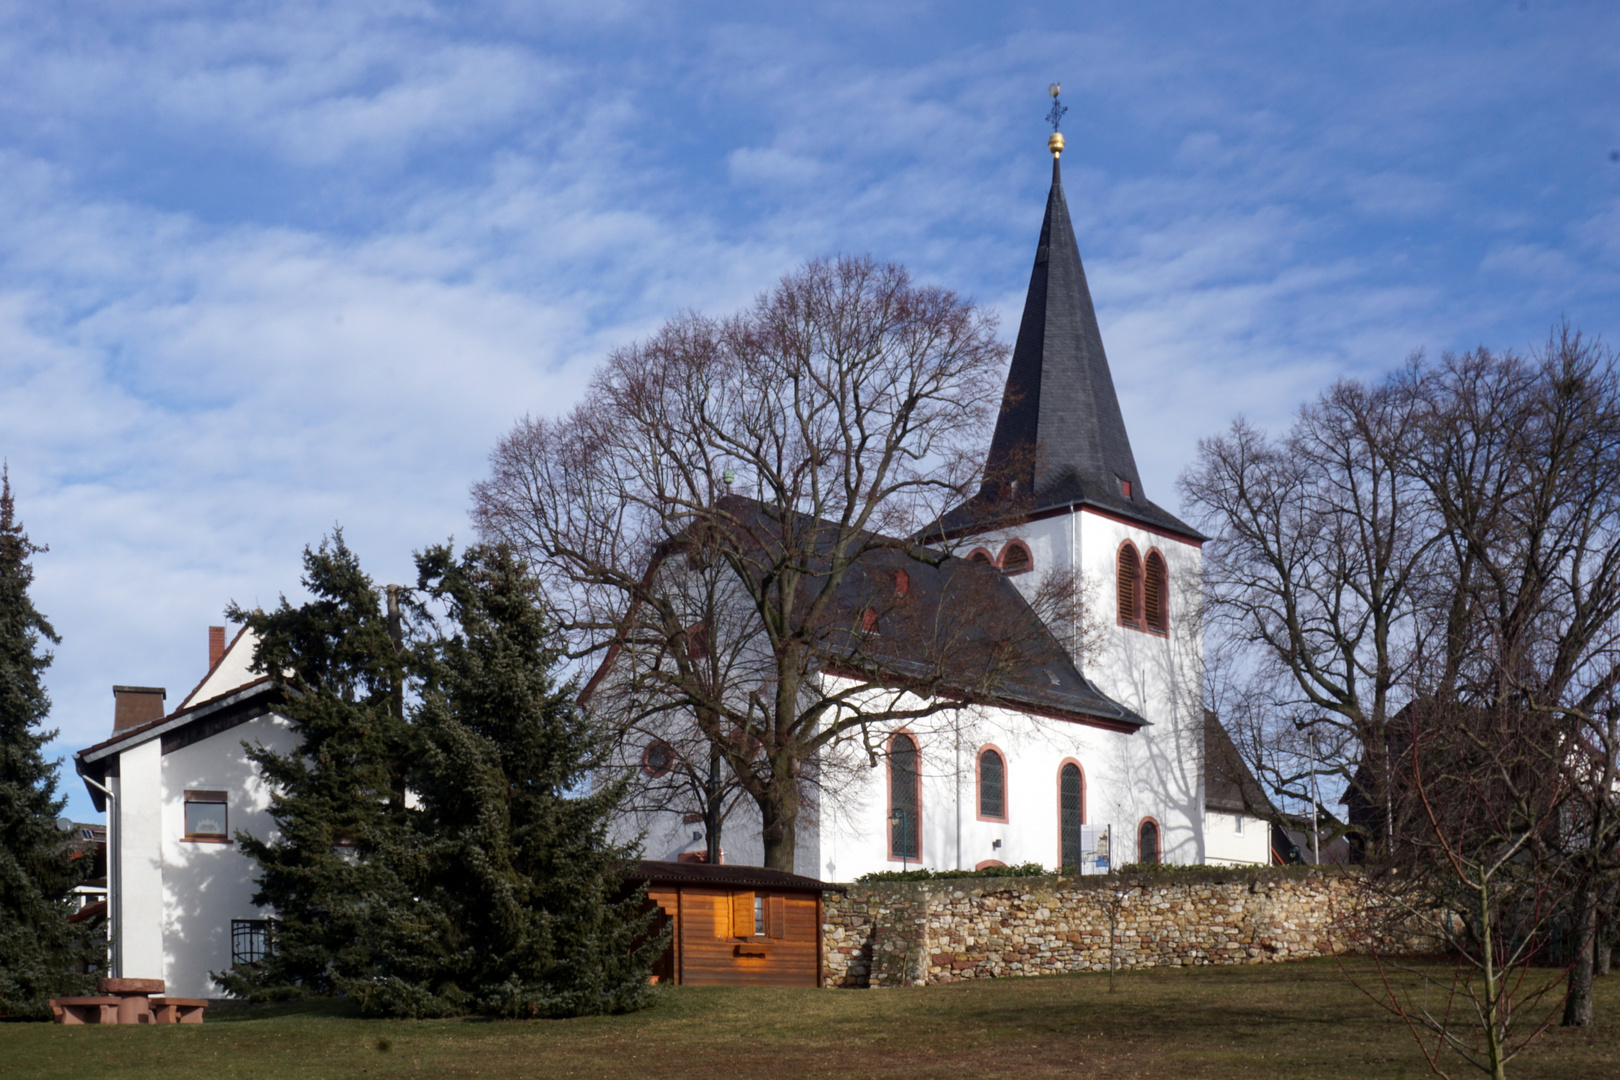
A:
[208,626,226,671]
[112,686,166,733]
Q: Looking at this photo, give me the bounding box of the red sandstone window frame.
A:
[886,730,922,864]
[975,744,1009,823]
[642,739,676,778]
[974,859,1007,871]
[997,539,1033,576]
[967,547,995,566]
[1055,758,1086,870]
[1137,816,1163,865]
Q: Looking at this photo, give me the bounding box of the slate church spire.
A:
[937,98,1199,540]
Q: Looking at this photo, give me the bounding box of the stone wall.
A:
[822,867,1370,987]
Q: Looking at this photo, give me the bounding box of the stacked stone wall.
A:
[823,867,1372,987]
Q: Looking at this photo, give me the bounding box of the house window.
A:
[231,919,273,966]
[1234,813,1245,835]
[1144,550,1168,633]
[1059,762,1084,869]
[754,894,765,936]
[184,791,228,841]
[1116,542,1141,628]
[977,747,1007,821]
[888,733,921,861]
[642,739,675,778]
[999,540,1032,576]
[1139,819,1161,864]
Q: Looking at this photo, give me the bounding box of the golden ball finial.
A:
[1048,132,1065,158]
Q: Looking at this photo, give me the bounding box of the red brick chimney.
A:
[112,686,166,733]
[208,626,226,671]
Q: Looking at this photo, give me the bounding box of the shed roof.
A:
[629,859,845,893]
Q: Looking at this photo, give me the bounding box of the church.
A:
[71,126,1271,1000]
[614,129,1271,880]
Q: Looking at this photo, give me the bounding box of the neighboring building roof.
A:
[628,859,845,893]
[1204,711,1274,815]
[930,153,1203,543]
[75,677,279,811]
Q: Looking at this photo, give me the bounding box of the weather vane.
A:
[1045,82,1068,133]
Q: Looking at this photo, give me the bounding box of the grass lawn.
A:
[4,961,1618,1080]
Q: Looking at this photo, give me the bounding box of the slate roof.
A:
[632,496,1144,732]
[1203,711,1275,815]
[934,154,1202,542]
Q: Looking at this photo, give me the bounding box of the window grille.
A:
[231,919,274,966]
[1117,543,1141,627]
[888,734,920,860]
[1060,763,1084,868]
[1144,551,1168,632]
[1139,820,1161,864]
[978,749,1005,819]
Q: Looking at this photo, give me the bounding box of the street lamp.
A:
[889,808,911,871]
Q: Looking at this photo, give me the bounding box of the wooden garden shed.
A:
[629,860,843,987]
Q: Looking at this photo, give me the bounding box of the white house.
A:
[75,628,292,998]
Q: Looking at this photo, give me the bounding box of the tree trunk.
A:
[759,795,798,873]
[1563,889,1597,1027]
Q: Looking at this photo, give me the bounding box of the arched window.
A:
[977,747,1007,821]
[967,547,994,566]
[888,733,920,861]
[1138,819,1161,865]
[1116,542,1141,628]
[1059,762,1085,869]
[1144,550,1168,633]
[999,540,1032,576]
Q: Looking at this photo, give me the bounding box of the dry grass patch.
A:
[2,960,1617,1079]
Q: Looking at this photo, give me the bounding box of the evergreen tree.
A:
[215,531,413,1000]
[0,468,100,1019]
[347,543,663,1018]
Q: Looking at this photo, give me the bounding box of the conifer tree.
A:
[0,468,100,1019]
[216,532,413,999]
[346,543,662,1018]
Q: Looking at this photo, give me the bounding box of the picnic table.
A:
[49,979,208,1025]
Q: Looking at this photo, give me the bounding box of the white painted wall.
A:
[114,739,165,982]
[1203,808,1271,866]
[156,712,297,998]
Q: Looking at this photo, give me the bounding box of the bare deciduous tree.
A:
[1183,325,1620,1034]
[473,256,1098,872]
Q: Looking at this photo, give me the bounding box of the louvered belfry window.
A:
[1116,543,1141,627]
[1060,763,1084,868]
[1144,550,1168,633]
[978,749,1005,819]
[888,734,920,860]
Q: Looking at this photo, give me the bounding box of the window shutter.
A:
[1144,551,1167,632]
[1117,544,1140,627]
[767,896,786,939]
[731,892,755,937]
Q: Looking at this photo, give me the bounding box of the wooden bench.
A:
[150,997,209,1024]
[49,997,121,1025]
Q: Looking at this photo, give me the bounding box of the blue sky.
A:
[4,1,1615,821]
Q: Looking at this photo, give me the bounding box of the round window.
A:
[643,740,675,777]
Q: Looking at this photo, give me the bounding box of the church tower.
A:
[934,112,1204,728]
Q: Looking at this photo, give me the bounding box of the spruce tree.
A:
[348,543,663,1018]
[215,532,413,1000]
[0,469,100,1019]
